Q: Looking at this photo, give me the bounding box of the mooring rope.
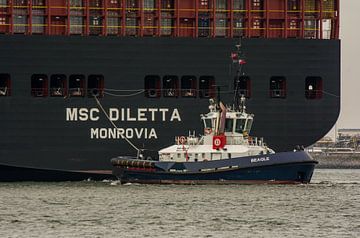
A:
[93,96,141,158]
[103,90,145,97]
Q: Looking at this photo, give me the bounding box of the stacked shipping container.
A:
[0,0,339,39]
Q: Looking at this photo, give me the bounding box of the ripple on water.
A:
[0,169,359,238]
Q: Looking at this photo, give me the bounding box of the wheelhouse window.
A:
[31,74,48,97]
[269,76,286,98]
[244,119,253,134]
[225,119,234,132]
[50,74,67,97]
[69,74,86,97]
[88,74,104,97]
[181,75,197,98]
[203,118,213,132]
[0,74,11,96]
[199,76,215,98]
[235,119,246,133]
[234,75,251,98]
[305,76,323,99]
[163,75,179,97]
[145,75,161,98]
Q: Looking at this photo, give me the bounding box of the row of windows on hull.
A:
[0,73,104,98]
[0,73,323,100]
[145,75,324,100]
[234,76,323,99]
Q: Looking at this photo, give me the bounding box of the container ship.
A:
[0,0,340,181]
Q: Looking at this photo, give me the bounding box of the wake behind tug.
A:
[111,97,318,185]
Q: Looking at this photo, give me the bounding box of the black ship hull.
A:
[0,163,112,182]
[0,35,340,181]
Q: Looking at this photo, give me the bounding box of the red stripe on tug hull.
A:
[120,179,306,185]
[127,167,156,172]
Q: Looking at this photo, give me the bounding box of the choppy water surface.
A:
[0,169,359,238]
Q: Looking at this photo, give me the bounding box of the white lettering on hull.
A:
[66,107,181,122]
[250,157,270,163]
[67,107,179,140]
[90,128,158,140]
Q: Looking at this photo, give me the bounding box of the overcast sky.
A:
[338,0,360,129]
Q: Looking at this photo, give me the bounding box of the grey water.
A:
[0,169,359,238]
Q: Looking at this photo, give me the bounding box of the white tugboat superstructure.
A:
[159,97,274,163]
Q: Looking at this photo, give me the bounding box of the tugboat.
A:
[110,44,318,185]
[111,95,318,184]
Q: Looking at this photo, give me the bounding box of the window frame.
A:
[0,73,11,97]
[50,74,67,97]
[144,75,161,98]
[31,74,49,97]
[269,76,287,98]
[163,75,179,98]
[181,75,197,98]
[305,76,323,99]
[69,74,86,97]
[199,75,216,99]
[87,74,105,98]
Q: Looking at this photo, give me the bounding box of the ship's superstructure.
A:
[0,0,340,181]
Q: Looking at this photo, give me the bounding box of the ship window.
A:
[181,75,197,98]
[88,74,104,98]
[235,119,246,133]
[145,75,161,98]
[200,0,208,6]
[50,74,67,97]
[305,77,323,99]
[199,76,215,98]
[69,74,86,97]
[89,16,103,35]
[0,74,11,96]
[31,74,48,97]
[234,76,251,98]
[233,0,245,9]
[144,0,155,8]
[270,76,287,98]
[288,0,299,10]
[204,118,212,128]
[245,119,253,133]
[161,0,174,9]
[225,119,234,132]
[163,75,179,97]
[252,0,262,8]
[198,14,210,37]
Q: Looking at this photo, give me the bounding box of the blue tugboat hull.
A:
[112,151,317,184]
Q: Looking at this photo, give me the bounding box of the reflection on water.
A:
[0,169,359,238]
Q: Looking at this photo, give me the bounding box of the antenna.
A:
[233,40,247,110]
[213,84,227,107]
